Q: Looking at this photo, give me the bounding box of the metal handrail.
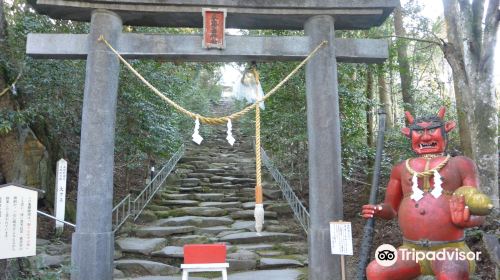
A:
[112,194,131,232]
[260,147,310,234]
[111,144,185,233]
[132,144,185,220]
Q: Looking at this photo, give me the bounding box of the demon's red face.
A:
[409,122,446,154]
[401,107,456,155]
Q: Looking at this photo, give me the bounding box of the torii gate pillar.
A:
[70,10,122,280]
[305,15,343,279]
[26,1,396,279]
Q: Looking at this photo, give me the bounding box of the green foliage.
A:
[231,2,465,198]
[1,0,471,206]
[1,0,222,194]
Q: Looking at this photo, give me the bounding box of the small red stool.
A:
[181,244,229,280]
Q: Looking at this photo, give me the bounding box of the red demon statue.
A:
[362,107,493,280]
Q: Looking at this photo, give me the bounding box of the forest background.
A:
[0,0,498,276]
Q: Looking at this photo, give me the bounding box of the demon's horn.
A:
[437,107,446,119]
[405,111,415,124]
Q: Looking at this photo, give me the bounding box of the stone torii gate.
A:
[26,1,396,279]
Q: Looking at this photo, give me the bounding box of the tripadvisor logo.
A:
[375,244,398,267]
[374,243,481,267]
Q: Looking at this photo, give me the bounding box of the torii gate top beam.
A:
[28,0,397,30]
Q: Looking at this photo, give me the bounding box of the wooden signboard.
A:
[0,184,38,259]
[330,221,353,255]
[330,221,353,280]
[202,8,227,49]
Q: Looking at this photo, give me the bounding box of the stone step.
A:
[258,258,303,269]
[265,224,290,232]
[151,246,184,259]
[277,242,309,254]
[196,226,232,235]
[191,193,224,201]
[134,226,196,238]
[185,172,214,178]
[178,157,208,163]
[155,216,234,227]
[220,197,242,203]
[230,210,278,220]
[217,230,246,238]
[161,193,191,200]
[115,269,303,280]
[178,187,204,193]
[155,207,227,218]
[266,203,293,214]
[227,244,275,252]
[263,189,282,199]
[180,178,200,187]
[170,235,210,246]
[231,221,256,231]
[219,232,301,244]
[158,200,199,207]
[199,201,242,209]
[230,220,282,232]
[241,201,281,210]
[227,250,258,271]
[197,168,226,174]
[241,202,256,209]
[147,205,171,212]
[256,250,282,257]
[116,238,166,255]
[226,269,302,280]
[200,182,228,189]
[114,259,180,277]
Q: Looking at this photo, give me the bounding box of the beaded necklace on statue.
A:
[405,155,451,202]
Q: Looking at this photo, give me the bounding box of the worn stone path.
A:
[113,101,308,279]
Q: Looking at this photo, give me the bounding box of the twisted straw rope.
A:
[98,35,327,125]
[405,155,451,178]
[252,68,263,204]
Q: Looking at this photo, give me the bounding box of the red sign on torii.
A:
[202,8,226,49]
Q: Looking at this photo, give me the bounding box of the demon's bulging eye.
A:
[429,128,436,134]
[414,130,424,135]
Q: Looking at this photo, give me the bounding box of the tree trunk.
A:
[365,66,374,147]
[442,0,499,207]
[377,65,394,129]
[394,1,414,116]
[452,75,473,157]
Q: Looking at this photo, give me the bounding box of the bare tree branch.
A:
[458,0,475,48]
[443,0,465,55]
[481,0,500,72]
[374,35,442,46]
[472,0,485,55]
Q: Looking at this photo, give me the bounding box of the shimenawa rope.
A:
[98,35,327,125]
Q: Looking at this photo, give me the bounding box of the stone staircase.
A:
[113,108,308,279]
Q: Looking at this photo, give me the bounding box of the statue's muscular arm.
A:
[362,163,403,220]
[449,156,485,228]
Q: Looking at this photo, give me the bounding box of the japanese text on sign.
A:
[330,221,353,255]
[54,159,67,231]
[202,8,226,49]
[0,185,38,259]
